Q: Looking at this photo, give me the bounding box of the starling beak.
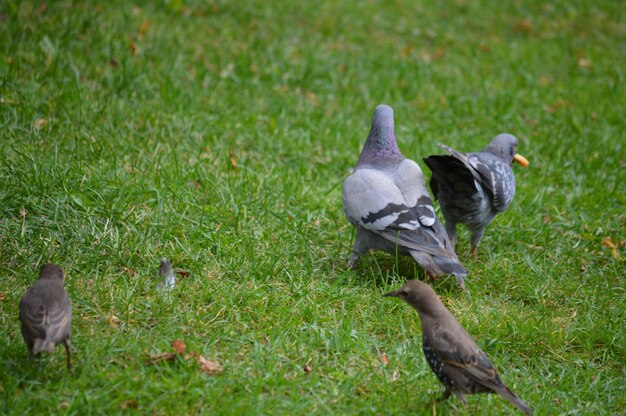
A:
[19,264,72,371]
[384,280,533,415]
[342,105,467,288]
[424,134,528,256]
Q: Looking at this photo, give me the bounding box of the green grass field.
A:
[1,0,624,414]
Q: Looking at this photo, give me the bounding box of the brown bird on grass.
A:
[19,264,72,371]
[384,280,532,414]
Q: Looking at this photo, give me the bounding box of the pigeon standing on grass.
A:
[157,258,175,290]
[342,104,467,288]
[424,134,529,256]
[19,264,72,371]
[384,280,532,415]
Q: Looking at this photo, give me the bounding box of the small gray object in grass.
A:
[157,258,175,290]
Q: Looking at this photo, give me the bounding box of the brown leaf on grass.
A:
[37,3,47,15]
[107,314,120,328]
[577,50,592,69]
[544,99,572,113]
[176,270,190,278]
[543,215,552,224]
[304,90,319,107]
[303,359,313,373]
[32,118,47,129]
[356,385,369,396]
[198,356,223,375]
[513,19,533,34]
[19,208,27,218]
[601,236,620,259]
[420,48,445,63]
[229,150,238,171]
[380,352,390,366]
[139,20,150,35]
[0,293,5,301]
[122,399,139,410]
[149,352,176,364]
[129,39,139,56]
[391,369,399,382]
[171,339,187,354]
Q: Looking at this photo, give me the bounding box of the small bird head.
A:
[484,133,529,168]
[38,264,64,281]
[357,104,403,165]
[383,280,442,314]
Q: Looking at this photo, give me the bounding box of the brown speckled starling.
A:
[19,264,72,371]
[384,280,532,415]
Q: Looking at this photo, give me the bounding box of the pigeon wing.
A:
[342,168,452,258]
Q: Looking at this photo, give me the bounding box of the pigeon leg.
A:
[453,390,468,405]
[348,251,361,269]
[64,337,72,372]
[444,220,457,248]
[470,228,485,257]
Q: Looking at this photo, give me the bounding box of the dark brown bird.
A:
[19,264,72,371]
[384,280,532,414]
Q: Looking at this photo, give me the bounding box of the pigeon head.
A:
[357,104,404,166]
[39,264,64,281]
[483,134,529,167]
[384,280,444,316]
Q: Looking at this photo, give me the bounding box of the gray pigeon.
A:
[423,134,529,256]
[157,258,175,290]
[19,264,72,371]
[384,280,533,415]
[342,105,467,288]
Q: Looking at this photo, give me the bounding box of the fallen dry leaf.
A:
[391,369,399,383]
[513,19,533,34]
[176,270,190,278]
[129,39,139,56]
[123,267,137,276]
[171,339,186,354]
[139,20,150,35]
[229,150,238,171]
[577,50,592,69]
[106,314,120,328]
[601,236,620,259]
[122,399,138,410]
[544,99,572,113]
[380,352,390,366]
[198,356,223,375]
[303,359,313,373]
[149,352,176,364]
[32,118,47,129]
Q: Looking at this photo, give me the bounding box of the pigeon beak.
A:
[383,290,399,298]
[513,153,529,167]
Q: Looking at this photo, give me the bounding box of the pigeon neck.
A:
[356,128,403,166]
